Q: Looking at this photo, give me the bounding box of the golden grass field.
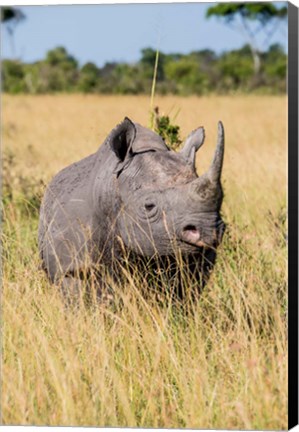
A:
[2,94,287,428]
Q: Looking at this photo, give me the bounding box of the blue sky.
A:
[1,3,288,67]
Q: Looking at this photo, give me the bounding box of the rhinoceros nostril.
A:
[181,225,201,244]
[183,224,198,233]
[144,203,156,212]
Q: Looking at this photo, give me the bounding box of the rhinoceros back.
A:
[38,153,97,281]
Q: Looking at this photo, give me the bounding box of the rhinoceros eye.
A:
[144,203,156,212]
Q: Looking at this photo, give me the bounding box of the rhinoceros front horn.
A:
[207,121,225,183]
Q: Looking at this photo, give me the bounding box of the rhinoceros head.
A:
[108,117,225,257]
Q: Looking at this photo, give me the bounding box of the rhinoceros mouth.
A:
[179,218,225,251]
[176,240,215,256]
[179,240,215,254]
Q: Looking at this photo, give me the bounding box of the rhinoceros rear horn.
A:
[180,126,205,166]
[207,121,225,183]
[110,117,136,162]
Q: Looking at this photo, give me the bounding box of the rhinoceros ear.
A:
[110,117,136,162]
[180,127,205,167]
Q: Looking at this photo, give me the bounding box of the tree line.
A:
[2,44,286,95]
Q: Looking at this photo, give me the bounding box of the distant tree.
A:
[39,47,79,92]
[1,7,25,56]
[1,7,23,23]
[165,53,184,63]
[206,3,287,77]
[100,62,118,78]
[2,59,26,93]
[217,45,253,91]
[77,62,99,93]
[165,57,209,95]
[97,62,118,93]
[188,49,219,87]
[112,64,144,94]
[263,43,287,91]
[45,46,78,70]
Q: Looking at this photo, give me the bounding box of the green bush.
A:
[2,60,27,93]
[77,62,99,93]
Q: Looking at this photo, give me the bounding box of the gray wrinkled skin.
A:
[38,118,226,301]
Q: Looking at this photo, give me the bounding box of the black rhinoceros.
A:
[38,118,225,301]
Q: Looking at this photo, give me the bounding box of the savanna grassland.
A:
[2,94,287,428]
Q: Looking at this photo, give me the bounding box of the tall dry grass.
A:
[2,94,287,428]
